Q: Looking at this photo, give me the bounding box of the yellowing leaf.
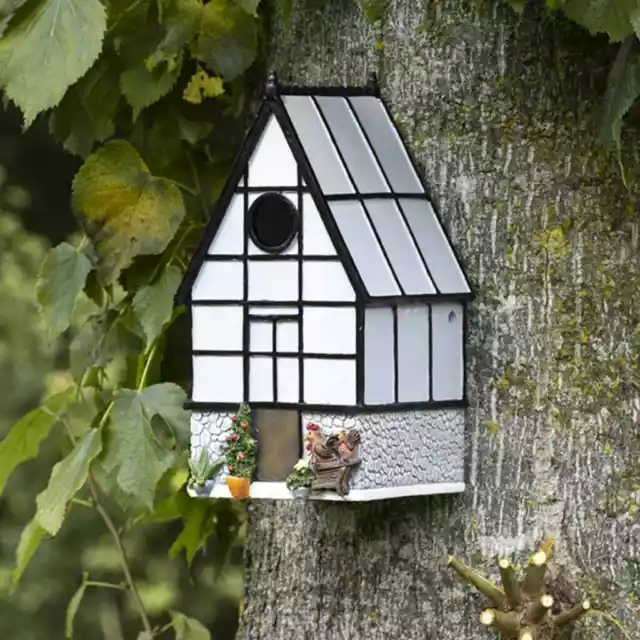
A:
[133,265,182,349]
[194,0,257,81]
[0,389,73,496]
[72,140,186,282]
[36,242,93,339]
[12,517,47,588]
[36,429,103,535]
[171,611,210,640]
[183,69,224,104]
[98,385,187,509]
[0,0,107,126]
[121,57,183,120]
[65,578,88,639]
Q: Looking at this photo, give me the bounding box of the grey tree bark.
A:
[241,1,640,638]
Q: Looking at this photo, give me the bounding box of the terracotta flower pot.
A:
[226,476,251,500]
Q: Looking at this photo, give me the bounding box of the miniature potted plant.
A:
[286,458,315,499]
[221,404,256,500]
[188,449,224,496]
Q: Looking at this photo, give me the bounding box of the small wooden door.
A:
[254,409,301,482]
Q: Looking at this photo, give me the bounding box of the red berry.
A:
[306,443,312,451]
[241,421,248,430]
[237,453,245,461]
[231,433,239,441]
[231,416,237,421]
[228,465,233,471]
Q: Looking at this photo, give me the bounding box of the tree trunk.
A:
[241,1,640,638]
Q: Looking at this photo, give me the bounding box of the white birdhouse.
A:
[177,72,472,501]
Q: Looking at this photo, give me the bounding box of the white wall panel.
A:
[192,356,243,403]
[192,306,242,351]
[248,115,298,187]
[248,192,298,256]
[192,262,243,301]
[303,307,355,354]
[207,194,244,255]
[276,321,298,352]
[277,358,299,402]
[397,306,429,402]
[250,321,272,352]
[302,194,335,255]
[249,356,273,401]
[249,306,299,316]
[431,303,464,401]
[302,262,354,301]
[304,359,356,405]
[364,308,394,404]
[248,261,298,301]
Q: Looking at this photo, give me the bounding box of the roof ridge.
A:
[265,70,381,98]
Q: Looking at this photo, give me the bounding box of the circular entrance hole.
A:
[249,193,300,253]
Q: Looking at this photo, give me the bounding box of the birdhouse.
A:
[176,72,472,501]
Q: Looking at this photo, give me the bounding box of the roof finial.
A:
[265,70,279,98]
[366,71,381,97]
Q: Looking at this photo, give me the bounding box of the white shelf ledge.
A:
[189,481,465,501]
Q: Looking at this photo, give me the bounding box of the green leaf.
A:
[183,68,224,104]
[171,611,210,640]
[169,498,214,565]
[72,140,186,282]
[99,385,186,509]
[66,578,88,639]
[147,0,202,68]
[358,0,390,23]
[121,57,183,120]
[0,389,73,496]
[135,382,190,442]
[49,55,122,158]
[0,0,107,126]
[133,265,182,349]
[277,0,293,25]
[36,429,103,535]
[194,0,258,81]
[561,0,640,42]
[505,0,526,13]
[599,37,640,149]
[36,242,93,339]
[12,517,47,588]
[238,0,260,15]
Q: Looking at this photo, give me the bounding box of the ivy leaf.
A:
[36,429,103,536]
[561,0,639,42]
[0,389,73,496]
[12,517,47,589]
[183,68,225,104]
[99,386,183,509]
[136,382,190,443]
[49,55,122,158]
[121,57,183,120]
[72,140,186,282]
[599,37,640,149]
[0,0,107,126]
[170,611,210,640]
[65,577,88,639]
[169,498,215,565]
[36,242,93,339]
[194,0,258,81]
[133,265,182,349]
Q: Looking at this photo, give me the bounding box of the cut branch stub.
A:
[525,594,553,625]
[448,556,507,609]
[498,558,522,607]
[479,609,520,635]
[519,628,537,640]
[552,600,591,627]
[521,551,549,598]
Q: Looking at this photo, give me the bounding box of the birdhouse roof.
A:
[176,75,471,304]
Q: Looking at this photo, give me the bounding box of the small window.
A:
[249,193,299,253]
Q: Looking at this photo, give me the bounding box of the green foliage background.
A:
[0,0,638,638]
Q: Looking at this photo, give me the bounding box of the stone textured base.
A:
[190,408,465,498]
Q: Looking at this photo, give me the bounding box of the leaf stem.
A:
[187,151,208,220]
[85,580,128,591]
[87,476,154,636]
[71,497,95,509]
[138,341,159,391]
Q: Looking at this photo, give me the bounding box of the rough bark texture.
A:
[241,1,640,638]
